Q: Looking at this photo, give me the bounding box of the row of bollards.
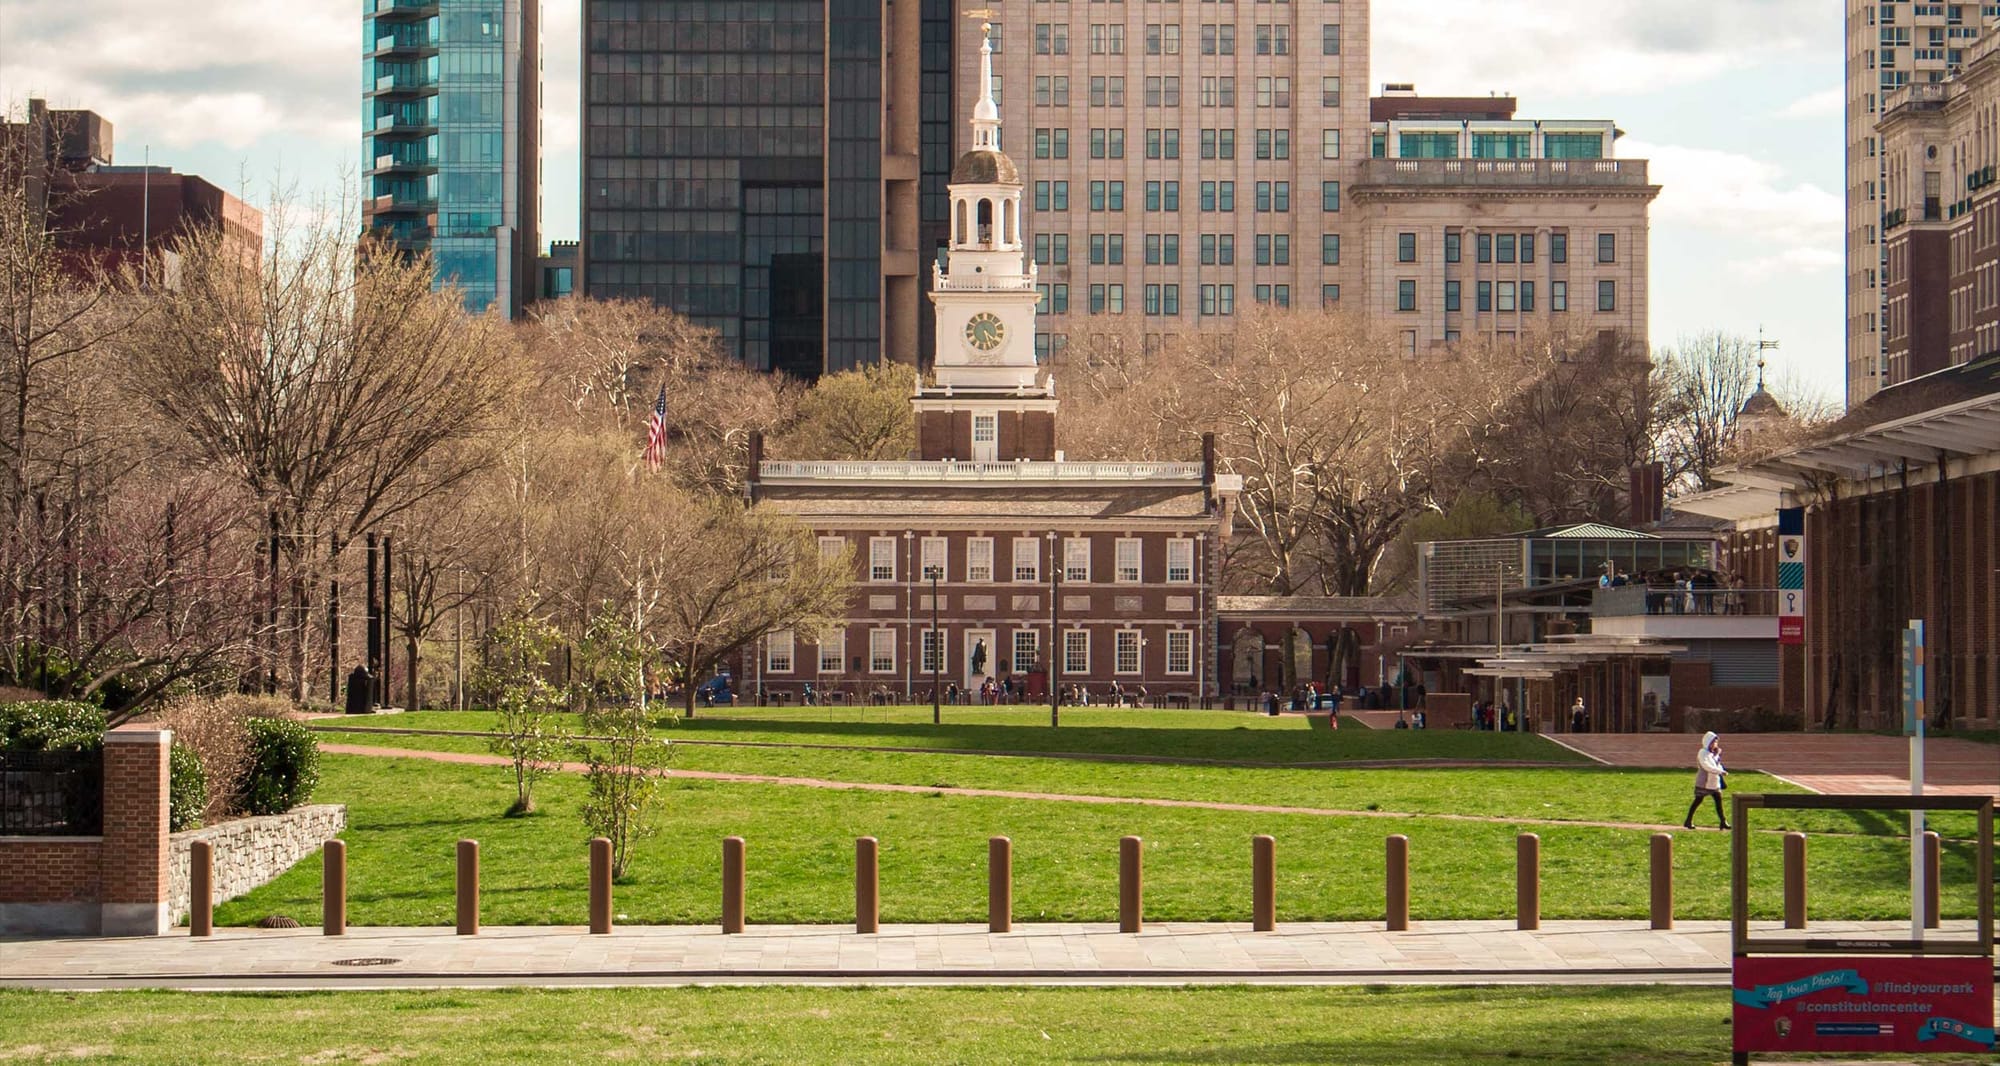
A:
[183,828,1949,937]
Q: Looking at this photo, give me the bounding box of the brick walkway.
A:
[1550,733,1999,797]
[0,920,1983,990]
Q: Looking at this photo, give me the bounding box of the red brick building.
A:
[747,44,1238,704]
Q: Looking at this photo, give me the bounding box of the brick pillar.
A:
[99,725,172,936]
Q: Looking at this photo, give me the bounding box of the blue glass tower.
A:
[363,0,538,317]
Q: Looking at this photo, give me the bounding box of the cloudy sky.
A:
[1,0,1844,402]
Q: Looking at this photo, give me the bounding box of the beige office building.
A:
[968,3,1652,355]
[1845,1,1999,405]
[1353,89,1657,352]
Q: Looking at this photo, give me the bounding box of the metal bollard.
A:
[1650,833,1674,930]
[1923,830,1941,929]
[1516,833,1540,931]
[589,837,613,935]
[1119,836,1143,933]
[189,840,213,937]
[1252,835,1276,932]
[722,836,746,934]
[1783,832,1807,930]
[456,839,480,936]
[1385,835,1410,932]
[322,839,347,936]
[856,837,880,934]
[988,836,1012,933]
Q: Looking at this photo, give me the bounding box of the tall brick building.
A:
[748,30,1239,702]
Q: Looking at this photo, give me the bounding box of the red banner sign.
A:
[1734,956,1995,1054]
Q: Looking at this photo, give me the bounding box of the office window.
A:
[1035,23,1069,54]
[1477,233,1493,263]
[1089,23,1126,53]
[967,537,994,583]
[1397,279,1416,312]
[1115,630,1142,673]
[1065,538,1091,582]
[1255,76,1291,107]
[1321,129,1340,159]
[868,629,895,673]
[1063,629,1090,674]
[1597,232,1616,263]
[818,535,847,562]
[1013,537,1040,582]
[1144,180,1181,211]
[1551,280,1568,312]
[1145,128,1181,158]
[1166,630,1193,674]
[1444,230,1461,263]
[1397,232,1416,263]
[1199,77,1237,107]
[1444,279,1460,312]
[1551,232,1568,263]
[869,537,896,582]
[1498,281,1516,312]
[1519,233,1535,264]
[766,629,794,673]
[1321,23,1340,54]
[1114,538,1142,582]
[1321,180,1340,211]
[1321,75,1341,107]
[1520,280,1535,311]
[819,628,845,674]
[1477,280,1492,312]
[1497,233,1516,263]
[1321,233,1340,265]
[920,536,947,580]
[1255,23,1289,54]
[1166,539,1193,582]
[1013,629,1040,674]
[1254,128,1290,159]
[1199,23,1235,53]
[1089,180,1124,211]
[1321,283,1340,307]
[1598,279,1616,311]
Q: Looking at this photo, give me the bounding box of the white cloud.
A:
[1775,87,1843,120]
[1622,138,1843,277]
[1373,0,1826,98]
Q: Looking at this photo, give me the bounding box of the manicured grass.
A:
[9,985,1931,1066]
[328,706,1588,765]
[321,727,1985,842]
[215,755,1984,928]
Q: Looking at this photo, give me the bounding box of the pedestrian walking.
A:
[1683,731,1729,829]
[1569,696,1587,733]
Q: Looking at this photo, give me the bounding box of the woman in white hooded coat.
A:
[1683,731,1729,829]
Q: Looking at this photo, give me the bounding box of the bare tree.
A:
[1651,331,1764,493]
[770,361,917,461]
[122,204,524,700]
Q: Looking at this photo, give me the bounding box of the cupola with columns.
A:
[916,21,1056,463]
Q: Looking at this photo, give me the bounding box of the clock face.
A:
[964,312,1007,352]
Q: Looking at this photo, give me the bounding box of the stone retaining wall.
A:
[168,804,344,925]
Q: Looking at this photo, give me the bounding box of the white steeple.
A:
[971,23,1000,151]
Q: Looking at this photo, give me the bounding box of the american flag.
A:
[642,384,668,472]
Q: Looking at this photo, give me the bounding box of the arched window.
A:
[955,198,969,246]
[1003,198,1016,245]
[977,199,994,246]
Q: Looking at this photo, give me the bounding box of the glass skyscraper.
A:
[581,0,947,378]
[363,0,538,317]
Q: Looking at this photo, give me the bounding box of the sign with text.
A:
[1776,508,1806,645]
[1733,956,1995,1054]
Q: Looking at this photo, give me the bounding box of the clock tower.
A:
[916,22,1057,463]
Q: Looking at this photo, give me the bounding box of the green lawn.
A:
[18,985,1993,1066]
[318,725,1983,842]
[214,754,1985,928]
[324,706,1586,765]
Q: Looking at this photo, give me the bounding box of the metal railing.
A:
[1358,158,1651,188]
[0,749,102,836]
[759,460,1204,482]
[1590,584,1780,617]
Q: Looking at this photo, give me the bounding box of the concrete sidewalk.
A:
[0,920,1984,990]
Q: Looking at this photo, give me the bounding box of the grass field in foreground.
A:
[18,985,1995,1066]
[214,755,1984,927]
[326,706,1588,765]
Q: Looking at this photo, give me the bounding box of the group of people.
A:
[1472,697,1517,731]
[1607,567,1751,616]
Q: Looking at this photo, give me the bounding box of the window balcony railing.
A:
[1590,584,1781,618]
[371,0,439,16]
[759,460,1205,483]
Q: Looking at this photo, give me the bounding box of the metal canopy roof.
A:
[1674,391,2000,519]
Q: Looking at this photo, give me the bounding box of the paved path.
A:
[1553,733,1999,797]
[3,920,1959,990]
[319,743,1719,835]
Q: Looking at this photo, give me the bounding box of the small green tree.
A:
[478,607,570,816]
[573,612,672,878]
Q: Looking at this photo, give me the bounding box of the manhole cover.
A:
[330,957,401,967]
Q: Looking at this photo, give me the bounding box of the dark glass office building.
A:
[582,0,950,377]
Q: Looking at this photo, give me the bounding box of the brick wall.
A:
[0,724,171,936]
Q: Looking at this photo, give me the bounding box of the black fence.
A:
[0,749,103,835]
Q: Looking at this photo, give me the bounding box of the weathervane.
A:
[1756,326,1780,390]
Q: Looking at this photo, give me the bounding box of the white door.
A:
[971,413,998,462]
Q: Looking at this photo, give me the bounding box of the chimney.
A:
[1628,463,1664,527]
[745,431,765,503]
[1201,432,1217,510]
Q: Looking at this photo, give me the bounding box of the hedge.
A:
[239,717,319,815]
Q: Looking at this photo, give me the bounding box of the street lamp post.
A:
[927,565,942,725]
[1047,531,1060,728]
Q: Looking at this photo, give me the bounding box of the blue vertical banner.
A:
[1776,508,1805,645]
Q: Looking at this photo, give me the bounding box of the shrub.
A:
[212,694,304,721]
[169,744,206,832]
[0,700,107,751]
[155,696,253,822]
[238,717,320,815]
